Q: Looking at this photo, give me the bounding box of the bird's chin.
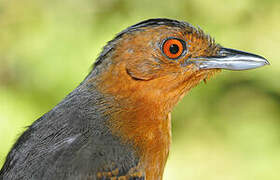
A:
[202,70,218,84]
[179,68,220,95]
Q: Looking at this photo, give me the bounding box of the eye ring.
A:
[162,38,186,60]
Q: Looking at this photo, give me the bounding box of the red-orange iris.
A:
[162,38,184,59]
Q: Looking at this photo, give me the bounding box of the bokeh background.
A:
[0,0,279,179]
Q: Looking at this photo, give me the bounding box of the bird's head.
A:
[92,18,269,113]
[87,19,269,170]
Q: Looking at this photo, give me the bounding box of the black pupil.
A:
[169,44,179,54]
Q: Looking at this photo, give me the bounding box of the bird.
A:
[0,18,269,180]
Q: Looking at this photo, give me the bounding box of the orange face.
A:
[97,25,221,112]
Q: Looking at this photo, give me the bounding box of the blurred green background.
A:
[0,0,279,179]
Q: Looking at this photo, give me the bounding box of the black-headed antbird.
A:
[0,18,269,180]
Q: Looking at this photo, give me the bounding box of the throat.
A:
[107,102,172,179]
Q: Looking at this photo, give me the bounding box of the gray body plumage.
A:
[0,60,138,180]
[0,18,188,180]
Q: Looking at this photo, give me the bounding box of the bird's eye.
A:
[162,38,185,59]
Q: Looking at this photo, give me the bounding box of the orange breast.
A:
[94,63,173,179]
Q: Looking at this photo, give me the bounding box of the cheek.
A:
[126,57,162,80]
[179,63,200,73]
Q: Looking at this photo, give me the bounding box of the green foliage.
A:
[0,0,279,179]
